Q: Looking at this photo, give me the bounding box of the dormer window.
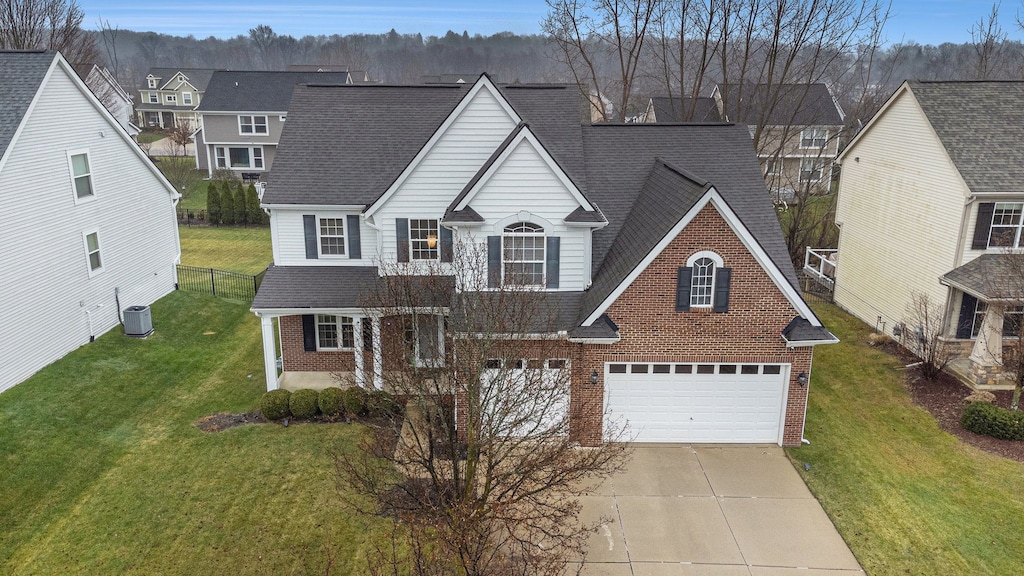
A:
[147,77,157,88]
[503,222,545,286]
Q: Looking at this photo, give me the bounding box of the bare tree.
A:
[900,291,955,381]
[336,244,629,575]
[0,0,98,66]
[971,2,1008,79]
[165,119,193,157]
[154,121,200,196]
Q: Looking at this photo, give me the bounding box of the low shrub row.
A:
[962,401,1024,441]
[258,386,400,422]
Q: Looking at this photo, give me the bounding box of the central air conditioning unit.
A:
[124,305,154,338]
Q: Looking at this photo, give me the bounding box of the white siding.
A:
[374,87,518,259]
[271,209,377,266]
[466,139,591,290]
[833,89,968,335]
[0,63,179,393]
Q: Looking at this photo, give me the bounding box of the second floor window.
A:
[989,202,1024,247]
[799,158,824,183]
[165,94,177,104]
[182,92,193,105]
[410,219,439,260]
[69,152,94,200]
[147,92,158,103]
[319,218,346,255]
[800,128,828,149]
[239,115,268,134]
[690,257,715,307]
[503,222,545,286]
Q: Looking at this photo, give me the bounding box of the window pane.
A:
[609,364,627,374]
[630,364,648,373]
[89,251,102,270]
[86,233,99,252]
[317,315,338,349]
[319,217,345,255]
[674,364,692,373]
[485,359,502,370]
[763,365,782,375]
[653,364,671,374]
[741,365,760,375]
[229,148,250,167]
[696,364,715,374]
[547,359,567,370]
[719,364,737,374]
[410,219,439,260]
[75,175,93,198]
[690,257,714,307]
[71,154,89,177]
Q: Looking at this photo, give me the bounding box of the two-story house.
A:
[0,51,181,393]
[832,80,1024,388]
[250,75,836,446]
[646,84,845,199]
[135,68,218,129]
[194,70,352,181]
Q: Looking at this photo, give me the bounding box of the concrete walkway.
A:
[576,445,863,575]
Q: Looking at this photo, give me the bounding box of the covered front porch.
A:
[941,254,1023,390]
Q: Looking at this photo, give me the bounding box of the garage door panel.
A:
[604,363,787,444]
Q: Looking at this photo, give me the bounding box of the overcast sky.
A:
[79,0,1021,46]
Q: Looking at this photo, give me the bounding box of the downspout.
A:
[800,352,815,445]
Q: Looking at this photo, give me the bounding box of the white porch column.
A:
[353,316,365,388]
[969,303,1004,367]
[372,316,383,390]
[259,315,279,391]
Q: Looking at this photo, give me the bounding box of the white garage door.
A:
[604,362,789,444]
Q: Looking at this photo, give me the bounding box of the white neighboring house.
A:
[77,64,141,138]
[0,51,181,393]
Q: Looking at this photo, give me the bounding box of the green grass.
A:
[178,178,211,211]
[0,292,380,574]
[789,304,1024,575]
[178,226,272,274]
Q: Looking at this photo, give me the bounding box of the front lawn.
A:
[790,304,1024,575]
[0,292,379,574]
[178,226,272,274]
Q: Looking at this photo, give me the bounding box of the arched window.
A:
[503,222,545,286]
[690,257,716,308]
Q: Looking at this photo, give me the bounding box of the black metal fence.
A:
[177,265,266,301]
[177,208,207,226]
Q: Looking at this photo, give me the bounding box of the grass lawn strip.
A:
[789,304,1024,575]
[177,226,272,275]
[0,292,381,574]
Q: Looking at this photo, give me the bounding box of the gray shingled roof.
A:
[717,83,843,126]
[908,81,1024,197]
[265,82,587,206]
[143,68,218,91]
[649,96,722,122]
[0,51,53,159]
[253,265,460,310]
[782,317,838,343]
[197,70,353,112]
[940,253,1024,301]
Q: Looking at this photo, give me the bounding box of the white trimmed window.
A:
[68,151,94,201]
[690,257,716,307]
[503,222,545,286]
[165,94,177,104]
[800,128,828,148]
[764,156,780,176]
[799,158,824,182]
[147,77,157,88]
[182,92,193,105]
[239,115,269,135]
[410,219,439,260]
[316,315,354,349]
[83,231,103,274]
[972,302,1024,338]
[214,146,264,169]
[319,217,346,256]
[147,92,158,103]
[989,202,1024,247]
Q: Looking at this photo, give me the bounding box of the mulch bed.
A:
[877,341,1024,463]
[195,410,267,432]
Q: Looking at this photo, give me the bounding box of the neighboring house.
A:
[76,64,140,138]
[646,84,845,199]
[830,80,1024,389]
[194,70,352,181]
[250,75,836,446]
[135,68,218,129]
[0,51,181,393]
[287,65,372,82]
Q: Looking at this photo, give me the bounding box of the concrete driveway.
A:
[576,445,863,575]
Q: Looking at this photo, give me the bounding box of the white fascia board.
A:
[784,335,840,347]
[261,204,366,211]
[252,307,366,317]
[566,336,621,344]
[364,74,521,218]
[582,186,821,327]
[836,81,909,164]
[200,110,288,115]
[452,127,595,213]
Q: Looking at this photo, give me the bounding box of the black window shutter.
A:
[972,203,995,249]
[676,267,693,311]
[487,236,501,288]
[713,268,731,313]
[302,315,316,351]
[396,218,409,262]
[303,215,318,259]
[956,292,979,339]
[545,236,560,289]
[440,226,453,263]
[346,215,361,259]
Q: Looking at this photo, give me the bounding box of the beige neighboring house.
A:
[828,80,1024,389]
[646,84,845,200]
[135,68,218,129]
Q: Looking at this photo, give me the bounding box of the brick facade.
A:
[572,204,814,447]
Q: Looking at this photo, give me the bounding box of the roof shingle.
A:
[0,51,54,158]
